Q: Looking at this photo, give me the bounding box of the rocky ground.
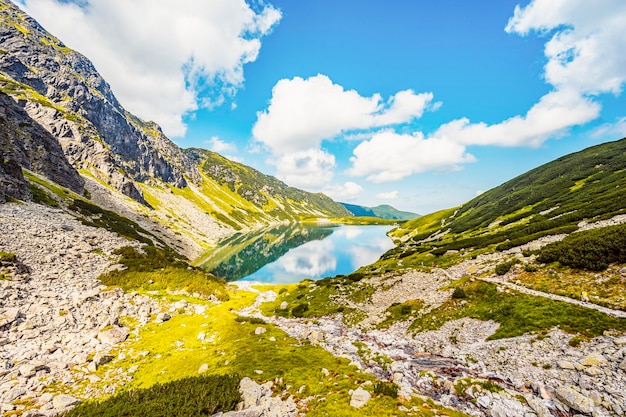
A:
[236,215,626,417]
[0,202,300,417]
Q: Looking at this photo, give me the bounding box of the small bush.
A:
[291,303,309,318]
[278,288,288,294]
[524,264,539,273]
[373,381,399,399]
[452,287,467,299]
[495,260,517,275]
[0,252,17,263]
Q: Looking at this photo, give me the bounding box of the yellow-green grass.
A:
[516,264,626,311]
[85,286,466,417]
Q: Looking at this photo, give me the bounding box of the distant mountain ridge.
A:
[341,202,419,220]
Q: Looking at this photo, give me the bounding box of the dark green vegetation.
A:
[411,281,626,340]
[68,199,161,246]
[0,251,16,262]
[100,246,229,300]
[537,223,626,271]
[63,374,241,417]
[386,138,626,269]
[186,148,350,221]
[341,202,419,220]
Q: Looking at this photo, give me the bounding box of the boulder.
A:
[581,352,608,367]
[349,387,371,409]
[92,353,114,367]
[97,326,129,345]
[556,386,594,414]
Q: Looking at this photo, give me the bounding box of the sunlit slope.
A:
[390,137,626,258]
[186,148,351,222]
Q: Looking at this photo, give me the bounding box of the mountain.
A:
[0,0,349,258]
[388,137,626,256]
[340,202,419,220]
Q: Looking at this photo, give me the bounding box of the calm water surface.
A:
[196,224,395,284]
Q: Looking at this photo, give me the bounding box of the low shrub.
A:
[62,374,241,417]
[452,287,467,299]
[495,260,517,275]
[373,381,399,398]
[291,303,309,318]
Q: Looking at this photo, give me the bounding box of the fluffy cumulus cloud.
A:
[274,149,336,189]
[253,74,434,154]
[18,0,281,137]
[322,182,364,202]
[205,136,236,153]
[348,131,475,183]
[347,0,626,183]
[253,74,435,188]
[376,190,398,200]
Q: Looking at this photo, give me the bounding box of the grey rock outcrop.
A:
[0,92,84,201]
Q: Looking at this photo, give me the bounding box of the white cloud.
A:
[19,0,281,137]
[205,136,236,153]
[348,131,475,183]
[432,89,600,148]
[376,190,398,200]
[322,182,364,201]
[273,149,336,189]
[506,0,626,95]
[591,117,626,140]
[252,74,434,154]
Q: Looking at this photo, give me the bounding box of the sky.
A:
[16,0,626,214]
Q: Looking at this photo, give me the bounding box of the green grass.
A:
[100,246,228,300]
[378,300,424,329]
[0,252,17,262]
[410,281,626,339]
[63,374,241,417]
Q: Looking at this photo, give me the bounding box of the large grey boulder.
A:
[349,387,371,409]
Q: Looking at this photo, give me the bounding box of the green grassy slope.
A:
[390,137,626,260]
[186,148,351,221]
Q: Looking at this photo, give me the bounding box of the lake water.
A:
[195,224,395,284]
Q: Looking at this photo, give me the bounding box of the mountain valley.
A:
[1,1,626,417]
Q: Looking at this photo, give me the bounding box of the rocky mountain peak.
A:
[0,0,199,203]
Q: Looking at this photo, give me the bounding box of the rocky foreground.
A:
[1,201,625,417]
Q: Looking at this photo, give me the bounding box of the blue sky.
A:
[18,0,626,214]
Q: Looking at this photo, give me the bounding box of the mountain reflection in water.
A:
[195,224,394,283]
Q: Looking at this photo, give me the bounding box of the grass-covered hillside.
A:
[187,148,350,221]
[389,137,626,263]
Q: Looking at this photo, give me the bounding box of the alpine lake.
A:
[194,223,395,284]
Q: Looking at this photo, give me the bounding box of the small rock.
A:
[52,394,81,409]
[279,301,288,310]
[619,359,626,371]
[321,368,329,377]
[197,332,206,341]
[155,312,171,323]
[269,336,276,342]
[254,327,266,335]
[556,386,595,414]
[198,364,209,374]
[581,352,608,367]
[174,300,188,310]
[98,326,129,345]
[477,395,491,408]
[558,361,576,370]
[350,387,371,409]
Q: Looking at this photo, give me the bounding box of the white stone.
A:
[349,387,371,408]
[254,327,267,335]
[52,394,81,409]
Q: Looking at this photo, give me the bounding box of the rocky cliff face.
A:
[0,0,198,203]
[0,92,83,201]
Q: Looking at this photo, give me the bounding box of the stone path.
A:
[480,276,626,318]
